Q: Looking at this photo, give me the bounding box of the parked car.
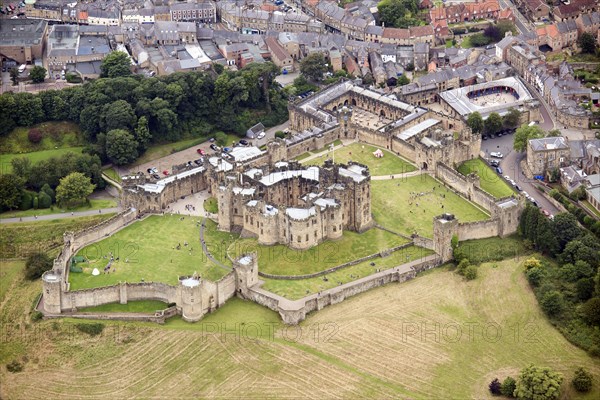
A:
[489,159,499,167]
[209,137,215,142]
[163,170,169,176]
[496,167,503,174]
[152,174,160,180]
[196,148,206,155]
[239,139,249,146]
[194,158,203,165]
[210,144,219,151]
[542,209,550,217]
[257,131,266,140]
[147,167,158,174]
[223,147,232,153]
[515,184,522,191]
[504,175,510,181]
[522,191,530,199]
[490,152,503,158]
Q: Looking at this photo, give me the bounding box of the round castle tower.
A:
[42,270,63,314]
[178,275,203,322]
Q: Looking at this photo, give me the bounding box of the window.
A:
[297,235,301,242]
[306,234,309,241]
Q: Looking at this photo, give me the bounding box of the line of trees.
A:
[519,205,600,356]
[0,53,289,165]
[466,108,521,136]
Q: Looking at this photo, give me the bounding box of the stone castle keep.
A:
[40,80,524,325]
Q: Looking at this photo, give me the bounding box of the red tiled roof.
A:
[382,27,410,39]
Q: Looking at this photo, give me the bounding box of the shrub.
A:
[526,267,544,287]
[456,258,470,275]
[41,183,55,202]
[19,191,33,210]
[464,265,478,280]
[31,311,43,322]
[32,196,38,209]
[75,323,105,336]
[37,191,52,208]
[576,278,595,301]
[489,378,502,395]
[6,360,23,373]
[28,128,42,143]
[275,130,286,139]
[501,376,516,397]
[523,257,541,270]
[25,252,53,280]
[540,290,563,317]
[571,367,593,392]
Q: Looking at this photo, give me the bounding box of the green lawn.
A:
[0,214,115,259]
[70,216,237,289]
[457,234,529,264]
[582,200,600,218]
[262,245,434,299]
[203,197,218,213]
[310,139,343,154]
[458,158,515,198]
[371,174,489,238]
[102,167,122,183]
[0,121,82,154]
[77,300,168,313]
[0,199,116,218]
[229,227,409,276]
[460,36,473,49]
[302,142,416,176]
[0,147,85,174]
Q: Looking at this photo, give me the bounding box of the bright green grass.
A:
[0,147,85,174]
[0,214,115,259]
[102,167,122,183]
[458,158,515,198]
[162,297,284,336]
[460,36,474,48]
[0,121,82,154]
[230,228,409,276]
[310,139,343,154]
[302,142,416,176]
[371,174,489,238]
[458,234,529,264]
[0,199,116,218]
[70,216,237,289]
[262,245,434,299]
[203,197,218,213]
[296,152,312,161]
[78,300,168,313]
[582,200,600,218]
[0,261,23,304]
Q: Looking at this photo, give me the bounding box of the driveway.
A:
[481,134,560,215]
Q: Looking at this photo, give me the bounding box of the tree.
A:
[55,172,95,207]
[501,376,516,397]
[37,191,52,208]
[105,129,139,165]
[578,32,597,54]
[300,52,328,82]
[571,367,593,392]
[100,51,131,78]
[514,125,544,152]
[378,0,421,28]
[134,116,152,151]
[552,213,581,252]
[102,100,136,131]
[397,74,410,86]
[503,108,520,129]
[547,129,561,137]
[484,112,503,136]
[467,112,484,134]
[29,66,46,84]
[11,157,32,180]
[0,174,25,211]
[9,67,19,85]
[526,267,544,287]
[514,364,563,400]
[489,378,502,395]
[581,297,600,326]
[25,252,53,280]
[576,278,595,301]
[215,131,228,147]
[540,290,563,316]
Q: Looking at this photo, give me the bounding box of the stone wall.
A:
[456,220,499,241]
[391,137,417,162]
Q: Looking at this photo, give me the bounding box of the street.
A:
[498,0,533,34]
[481,134,560,215]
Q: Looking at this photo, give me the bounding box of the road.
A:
[0,207,120,224]
[481,135,560,215]
[498,0,533,34]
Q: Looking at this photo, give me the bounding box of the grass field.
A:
[70,216,236,289]
[2,257,598,399]
[0,261,23,304]
[0,147,85,174]
[102,167,122,183]
[0,214,115,259]
[131,134,240,167]
[261,245,434,299]
[0,122,82,154]
[229,227,409,276]
[458,159,515,198]
[458,235,529,264]
[0,199,116,218]
[78,300,168,313]
[302,142,416,176]
[371,174,490,237]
